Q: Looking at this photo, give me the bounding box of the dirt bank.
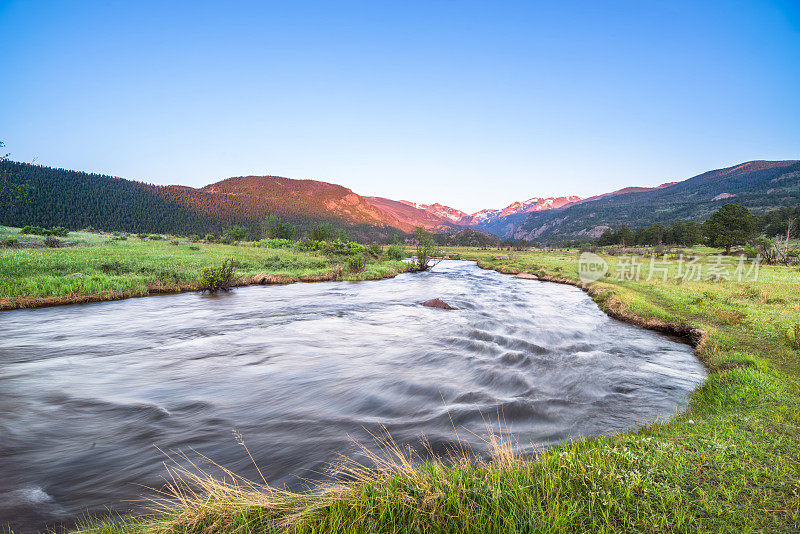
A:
[0,269,407,311]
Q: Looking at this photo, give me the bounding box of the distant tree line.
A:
[597,220,704,247]
[596,203,799,253]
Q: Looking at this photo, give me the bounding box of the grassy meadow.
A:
[0,226,410,309]
[3,230,799,532]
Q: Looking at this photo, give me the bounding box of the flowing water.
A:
[0,261,706,532]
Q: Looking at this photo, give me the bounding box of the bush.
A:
[296,239,326,252]
[189,245,200,251]
[306,223,334,242]
[263,215,296,240]
[204,233,219,243]
[347,255,366,273]
[198,260,237,292]
[148,234,164,241]
[386,242,405,261]
[20,225,69,237]
[43,236,61,248]
[413,227,438,270]
[1,237,18,248]
[21,225,47,235]
[171,240,180,246]
[137,233,149,240]
[324,239,365,257]
[253,238,295,249]
[224,225,248,242]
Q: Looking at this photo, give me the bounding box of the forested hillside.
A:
[0,161,211,235]
[0,161,443,240]
[512,160,800,241]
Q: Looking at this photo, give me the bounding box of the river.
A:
[0,261,706,531]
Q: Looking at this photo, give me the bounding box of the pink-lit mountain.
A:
[400,196,582,226]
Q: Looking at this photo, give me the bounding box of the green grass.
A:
[0,226,410,307]
[22,243,800,532]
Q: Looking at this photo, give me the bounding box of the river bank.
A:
[0,226,411,310]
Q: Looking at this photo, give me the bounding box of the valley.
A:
[2,159,798,245]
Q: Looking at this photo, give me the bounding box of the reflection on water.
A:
[0,261,706,532]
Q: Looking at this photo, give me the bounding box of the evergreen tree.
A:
[702,203,757,254]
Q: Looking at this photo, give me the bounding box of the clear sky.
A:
[1,1,799,213]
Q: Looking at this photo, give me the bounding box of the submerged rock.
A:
[515,273,539,280]
[421,298,456,310]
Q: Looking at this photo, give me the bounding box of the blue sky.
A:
[1,1,798,213]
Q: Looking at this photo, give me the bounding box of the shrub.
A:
[137,233,149,240]
[148,234,164,241]
[1,237,18,248]
[253,238,295,249]
[413,227,438,270]
[386,242,405,261]
[347,255,366,273]
[21,225,47,235]
[198,260,237,292]
[189,245,200,251]
[263,215,297,240]
[324,239,365,257]
[20,226,69,237]
[204,233,218,243]
[331,264,343,280]
[224,225,248,242]
[306,223,334,242]
[43,236,61,248]
[296,239,325,252]
[171,240,180,246]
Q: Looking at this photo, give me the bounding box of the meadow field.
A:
[0,226,410,309]
[2,228,799,532]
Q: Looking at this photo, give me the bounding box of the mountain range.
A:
[1,159,798,242]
